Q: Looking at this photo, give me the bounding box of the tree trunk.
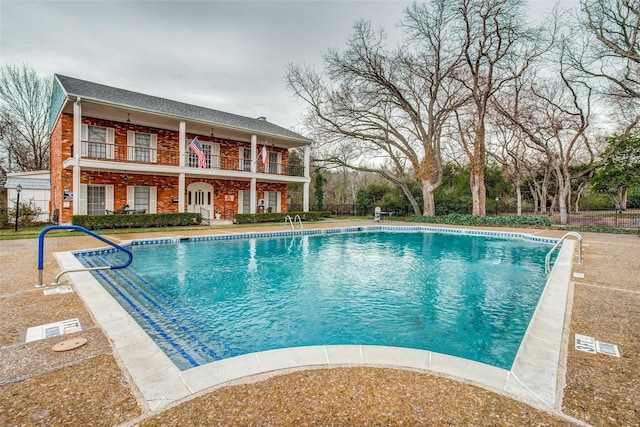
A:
[470,168,486,216]
[528,182,539,214]
[421,180,436,217]
[516,183,522,216]
[398,182,422,215]
[470,131,487,216]
[557,173,572,225]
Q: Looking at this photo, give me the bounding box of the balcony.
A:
[78,141,305,177]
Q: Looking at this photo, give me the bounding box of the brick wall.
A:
[50,113,292,223]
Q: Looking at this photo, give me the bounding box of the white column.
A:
[250,135,258,214]
[250,178,257,214]
[303,144,311,212]
[72,98,82,215]
[179,121,186,167]
[250,134,257,173]
[178,173,185,213]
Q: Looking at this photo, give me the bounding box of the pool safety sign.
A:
[575,334,620,357]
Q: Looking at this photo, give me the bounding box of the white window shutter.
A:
[150,134,157,163]
[127,186,134,209]
[276,192,281,213]
[213,142,221,168]
[150,186,157,213]
[81,124,88,156]
[238,147,244,170]
[238,190,244,214]
[105,185,114,211]
[106,128,115,159]
[277,152,283,174]
[78,184,88,215]
[127,131,135,161]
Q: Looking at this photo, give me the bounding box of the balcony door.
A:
[187,182,213,218]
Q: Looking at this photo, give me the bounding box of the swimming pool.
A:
[74,226,557,371]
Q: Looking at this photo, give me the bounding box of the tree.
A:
[453,0,545,216]
[313,169,326,209]
[590,133,640,208]
[287,0,467,216]
[0,64,51,180]
[578,0,640,109]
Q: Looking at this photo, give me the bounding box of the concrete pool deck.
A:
[1,220,639,426]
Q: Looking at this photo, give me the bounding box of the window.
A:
[127,131,157,163]
[189,142,220,168]
[133,187,150,212]
[79,184,113,214]
[87,126,107,158]
[238,190,251,213]
[239,147,251,171]
[267,151,282,174]
[81,124,114,159]
[127,185,157,213]
[87,185,105,214]
[264,191,280,213]
[134,133,150,162]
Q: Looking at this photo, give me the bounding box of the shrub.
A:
[72,212,202,230]
[404,213,552,228]
[7,200,42,227]
[234,211,322,224]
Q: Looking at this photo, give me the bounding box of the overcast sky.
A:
[1,0,577,133]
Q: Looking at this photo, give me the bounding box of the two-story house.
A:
[48,75,311,224]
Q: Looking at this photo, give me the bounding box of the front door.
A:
[187,182,213,219]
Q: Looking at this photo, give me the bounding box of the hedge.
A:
[404,213,552,228]
[234,211,322,224]
[71,212,203,230]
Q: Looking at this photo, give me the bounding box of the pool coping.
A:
[54,225,573,412]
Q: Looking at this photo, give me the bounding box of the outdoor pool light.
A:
[15,183,22,232]
[495,196,499,216]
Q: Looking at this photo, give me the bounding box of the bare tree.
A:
[0,64,51,179]
[579,0,640,104]
[453,0,546,215]
[487,121,531,215]
[287,0,467,216]
[495,36,631,224]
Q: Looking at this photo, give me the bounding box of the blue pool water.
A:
[76,229,555,371]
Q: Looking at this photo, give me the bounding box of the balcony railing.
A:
[78,140,305,177]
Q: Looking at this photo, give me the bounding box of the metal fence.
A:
[543,208,640,228]
[291,203,640,229]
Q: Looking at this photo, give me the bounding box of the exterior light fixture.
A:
[210,128,215,138]
[127,113,131,124]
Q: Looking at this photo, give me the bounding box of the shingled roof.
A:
[54,74,311,143]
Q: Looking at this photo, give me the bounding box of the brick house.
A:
[48,75,311,224]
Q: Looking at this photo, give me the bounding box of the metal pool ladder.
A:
[284,214,304,230]
[35,225,133,288]
[545,231,582,274]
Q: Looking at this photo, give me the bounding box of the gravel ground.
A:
[0,223,638,426]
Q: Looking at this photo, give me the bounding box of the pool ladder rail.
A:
[35,225,133,288]
[545,231,582,274]
[284,214,304,230]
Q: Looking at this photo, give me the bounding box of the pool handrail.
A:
[284,215,304,230]
[36,225,133,288]
[545,231,582,274]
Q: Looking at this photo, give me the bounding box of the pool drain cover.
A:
[52,337,88,352]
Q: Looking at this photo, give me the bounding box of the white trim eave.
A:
[64,94,312,147]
